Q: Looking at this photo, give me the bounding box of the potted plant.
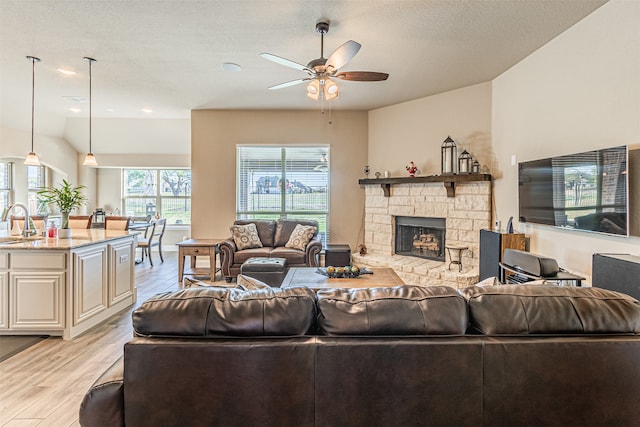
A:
[37,179,88,238]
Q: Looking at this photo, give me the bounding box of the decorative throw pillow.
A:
[230,223,263,250]
[285,224,317,251]
[237,274,271,290]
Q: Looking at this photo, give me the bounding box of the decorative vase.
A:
[58,228,72,239]
[60,211,70,229]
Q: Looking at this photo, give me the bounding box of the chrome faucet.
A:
[1,203,33,237]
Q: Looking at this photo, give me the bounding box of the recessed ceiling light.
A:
[57,68,76,75]
[69,107,81,113]
[222,62,242,72]
[141,108,153,113]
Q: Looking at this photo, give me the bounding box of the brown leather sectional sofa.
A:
[80,284,640,427]
[219,219,322,281]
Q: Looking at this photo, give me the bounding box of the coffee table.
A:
[280,267,404,290]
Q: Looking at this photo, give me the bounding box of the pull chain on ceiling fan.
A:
[260,20,389,101]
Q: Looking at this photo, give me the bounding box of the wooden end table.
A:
[176,238,224,283]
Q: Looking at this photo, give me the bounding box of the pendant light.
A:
[24,56,41,166]
[82,57,98,167]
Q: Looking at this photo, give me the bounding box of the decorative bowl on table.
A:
[318,265,361,278]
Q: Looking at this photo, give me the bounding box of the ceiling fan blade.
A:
[260,53,312,73]
[334,71,389,81]
[268,78,310,90]
[325,40,361,71]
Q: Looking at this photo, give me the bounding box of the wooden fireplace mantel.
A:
[358,174,492,197]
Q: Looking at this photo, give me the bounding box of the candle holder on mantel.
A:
[458,150,473,174]
[441,136,457,175]
[472,159,480,174]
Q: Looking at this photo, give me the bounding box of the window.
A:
[123,169,191,225]
[27,165,46,214]
[236,145,329,244]
[0,162,12,214]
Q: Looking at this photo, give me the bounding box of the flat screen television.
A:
[518,145,628,236]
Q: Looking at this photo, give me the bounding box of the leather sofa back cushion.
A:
[274,219,318,247]
[461,285,640,335]
[316,285,468,335]
[133,286,317,336]
[233,220,276,248]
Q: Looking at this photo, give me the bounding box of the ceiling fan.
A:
[260,20,389,101]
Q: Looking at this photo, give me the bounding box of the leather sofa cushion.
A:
[233,219,276,248]
[133,286,317,336]
[316,285,468,335]
[461,284,640,335]
[274,219,318,247]
[233,247,273,264]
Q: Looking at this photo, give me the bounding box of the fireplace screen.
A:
[395,216,446,261]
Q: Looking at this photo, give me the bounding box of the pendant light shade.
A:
[24,56,41,166]
[82,57,98,167]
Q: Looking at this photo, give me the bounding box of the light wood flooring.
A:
[0,251,205,426]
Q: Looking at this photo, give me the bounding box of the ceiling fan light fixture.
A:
[307,79,320,100]
[324,78,339,100]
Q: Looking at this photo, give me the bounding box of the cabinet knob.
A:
[194,249,199,253]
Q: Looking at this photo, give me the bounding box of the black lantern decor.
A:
[441,136,457,175]
[458,150,473,174]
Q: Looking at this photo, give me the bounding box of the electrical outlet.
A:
[511,154,517,166]
[120,254,128,263]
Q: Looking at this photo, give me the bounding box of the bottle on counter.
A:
[47,221,58,239]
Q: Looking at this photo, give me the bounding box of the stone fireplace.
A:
[353,179,492,288]
[395,216,446,261]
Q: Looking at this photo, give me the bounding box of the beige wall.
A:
[191,109,368,248]
[368,82,493,179]
[1,127,79,183]
[492,0,640,280]
[1,127,82,213]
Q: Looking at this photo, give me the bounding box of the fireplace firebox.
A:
[395,216,446,261]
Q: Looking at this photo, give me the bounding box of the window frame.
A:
[0,161,13,214]
[122,168,192,226]
[235,145,330,245]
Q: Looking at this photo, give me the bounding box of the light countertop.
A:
[0,229,137,250]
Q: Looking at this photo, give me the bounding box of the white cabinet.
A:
[8,252,66,331]
[108,239,134,306]
[0,233,136,339]
[10,271,65,329]
[0,252,7,329]
[0,252,8,328]
[73,244,108,325]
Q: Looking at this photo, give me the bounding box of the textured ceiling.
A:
[0,0,608,152]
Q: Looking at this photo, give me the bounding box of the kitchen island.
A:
[0,229,137,340]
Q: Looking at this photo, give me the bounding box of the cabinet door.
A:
[10,271,65,329]
[109,239,134,306]
[73,245,108,325]
[0,272,8,329]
